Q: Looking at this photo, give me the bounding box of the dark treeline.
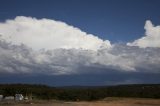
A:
[0,84,160,101]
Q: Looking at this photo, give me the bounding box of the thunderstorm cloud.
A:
[0,16,160,77]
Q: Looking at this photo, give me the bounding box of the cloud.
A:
[0,16,160,76]
[127,20,160,48]
[0,40,134,75]
[0,39,160,75]
[0,16,111,51]
[110,44,160,73]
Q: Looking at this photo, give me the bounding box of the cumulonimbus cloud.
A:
[0,16,160,75]
[127,20,160,48]
[0,16,111,51]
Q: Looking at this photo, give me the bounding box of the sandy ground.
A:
[1,98,160,106]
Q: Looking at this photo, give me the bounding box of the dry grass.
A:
[1,98,160,106]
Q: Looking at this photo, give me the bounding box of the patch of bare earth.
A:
[1,98,160,106]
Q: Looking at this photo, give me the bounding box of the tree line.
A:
[0,84,160,101]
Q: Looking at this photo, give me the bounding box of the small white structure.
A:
[0,95,3,101]
[15,94,24,101]
[24,96,28,100]
[4,96,14,100]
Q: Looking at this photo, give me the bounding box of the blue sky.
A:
[0,0,160,86]
[1,0,160,42]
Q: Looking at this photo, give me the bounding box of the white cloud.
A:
[127,20,160,48]
[0,17,160,75]
[0,39,160,75]
[0,16,111,51]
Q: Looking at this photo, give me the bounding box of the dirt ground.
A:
[1,98,160,106]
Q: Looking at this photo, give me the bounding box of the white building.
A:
[15,94,24,101]
[0,95,3,101]
[4,96,14,100]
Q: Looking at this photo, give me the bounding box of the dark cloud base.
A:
[0,71,160,86]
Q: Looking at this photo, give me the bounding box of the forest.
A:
[0,84,160,101]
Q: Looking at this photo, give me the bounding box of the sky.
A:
[0,0,160,86]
